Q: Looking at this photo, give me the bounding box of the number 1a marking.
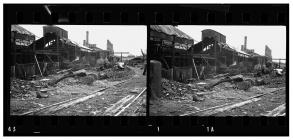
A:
[207,126,214,133]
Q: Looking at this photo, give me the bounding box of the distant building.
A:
[241,36,254,54]
[43,25,68,39]
[107,39,114,56]
[83,31,99,50]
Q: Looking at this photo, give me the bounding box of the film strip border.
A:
[5,116,288,136]
[4,4,289,25]
[4,4,289,136]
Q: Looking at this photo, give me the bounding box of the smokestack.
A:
[86,31,89,44]
[244,36,247,50]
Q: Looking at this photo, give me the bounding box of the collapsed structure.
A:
[10,25,112,79]
[149,25,286,116]
[10,25,146,116]
[149,25,273,82]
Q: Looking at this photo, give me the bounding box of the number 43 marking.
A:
[8,126,16,132]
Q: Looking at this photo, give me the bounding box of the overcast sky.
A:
[19,25,146,56]
[178,25,286,62]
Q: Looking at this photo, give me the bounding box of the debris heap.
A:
[161,78,194,99]
[100,66,135,81]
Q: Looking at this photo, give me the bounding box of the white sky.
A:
[178,25,286,62]
[19,25,147,56]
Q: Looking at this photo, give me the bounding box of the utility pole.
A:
[114,52,129,62]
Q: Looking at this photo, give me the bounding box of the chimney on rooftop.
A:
[244,36,247,50]
[86,31,89,45]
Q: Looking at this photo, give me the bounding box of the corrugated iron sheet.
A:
[11,25,35,36]
[150,25,194,41]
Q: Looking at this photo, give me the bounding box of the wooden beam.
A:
[104,95,135,116]
[192,58,199,80]
[34,55,43,77]
[265,104,286,116]
[48,91,105,114]
[202,97,261,116]
[114,88,146,116]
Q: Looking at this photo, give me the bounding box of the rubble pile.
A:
[161,78,195,99]
[266,76,286,88]
[79,74,98,85]
[10,78,48,98]
[213,82,235,91]
[100,66,135,81]
[65,59,90,71]
[56,77,79,86]
[225,62,254,76]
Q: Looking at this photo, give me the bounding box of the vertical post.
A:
[172,36,175,68]
[12,31,16,78]
[214,40,217,73]
[121,52,122,62]
[56,36,59,68]
[172,36,175,80]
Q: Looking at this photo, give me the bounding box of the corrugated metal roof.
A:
[202,29,225,37]
[233,47,250,56]
[72,41,94,52]
[150,25,194,41]
[11,25,35,36]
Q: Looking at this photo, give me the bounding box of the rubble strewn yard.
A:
[10,25,147,116]
[150,73,286,116]
[10,64,146,116]
[149,25,286,116]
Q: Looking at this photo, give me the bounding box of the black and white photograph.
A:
[149,25,286,116]
[10,25,147,116]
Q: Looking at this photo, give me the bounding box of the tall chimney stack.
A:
[244,36,247,50]
[86,31,89,45]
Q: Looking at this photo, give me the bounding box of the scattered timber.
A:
[201,97,261,116]
[104,95,135,116]
[46,91,105,114]
[56,68,73,74]
[181,87,285,116]
[265,104,286,116]
[20,79,129,116]
[208,74,244,89]
[114,88,146,116]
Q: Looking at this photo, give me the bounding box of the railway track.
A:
[20,79,131,116]
[104,88,146,116]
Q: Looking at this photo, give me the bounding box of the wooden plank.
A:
[35,50,60,55]
[34,55,43,77]
[47,91,105,114]
[265,104,286,116]
[192,59,199,80]
[104,95,135,116]
[114,88,146,116]
[201,98,261,116]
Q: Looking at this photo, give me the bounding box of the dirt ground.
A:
[150,74,286,116]
[10,65,146,116]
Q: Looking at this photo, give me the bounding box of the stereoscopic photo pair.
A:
[9,25,286,117]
